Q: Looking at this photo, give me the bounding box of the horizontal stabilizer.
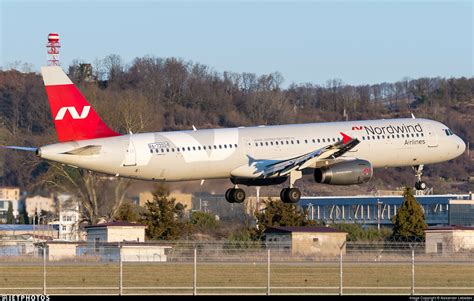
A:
[62,145,102,156]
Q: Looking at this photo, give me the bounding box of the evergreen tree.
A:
[115,202,142,222]
[6,202,14,224]
[140,186,187,240]
[391,187,427,241]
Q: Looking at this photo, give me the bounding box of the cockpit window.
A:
[444,129,454,136]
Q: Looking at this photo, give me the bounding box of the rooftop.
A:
[265,226,346,234]
[425,225,474,231]
[85,221,145,229]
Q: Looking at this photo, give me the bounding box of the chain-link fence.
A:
[0,241,473,295]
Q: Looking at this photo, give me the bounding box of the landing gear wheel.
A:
[280,188,289,202]
[231,188,246,203]
[225,188,234,203]
[280,188,301,203]
[415,181,427,190]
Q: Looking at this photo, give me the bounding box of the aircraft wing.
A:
[261,132,359,177]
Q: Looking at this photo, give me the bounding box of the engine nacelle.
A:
[314,159,373,185]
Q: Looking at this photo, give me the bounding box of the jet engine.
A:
[314,159,373,185]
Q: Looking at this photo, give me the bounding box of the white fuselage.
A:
[38,118,466,182]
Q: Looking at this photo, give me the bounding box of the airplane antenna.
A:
[411,113,416,119]
[46,33,60,66]
[192,125,197,131]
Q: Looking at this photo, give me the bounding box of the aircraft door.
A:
[425,124,439,148]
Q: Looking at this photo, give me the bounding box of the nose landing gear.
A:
[413,165,427,190]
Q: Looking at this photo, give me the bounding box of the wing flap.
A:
[262,132,360,177]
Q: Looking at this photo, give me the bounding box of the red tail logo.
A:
[41,66,120,142]
[55,106,91,120]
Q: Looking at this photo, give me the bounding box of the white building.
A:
[425,226,474,254]
[53,194,81,241]
[0,187,21,222]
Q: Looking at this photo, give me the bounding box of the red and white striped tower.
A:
[46,33,60,66]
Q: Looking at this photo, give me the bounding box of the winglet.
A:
[340,132,352,144]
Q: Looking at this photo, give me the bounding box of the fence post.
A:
[119,244,123,296]
[411,248,415,295]
[339,242,345,296]
[267,248,271,296]
[193,247,197,296]
[43,245,46,295]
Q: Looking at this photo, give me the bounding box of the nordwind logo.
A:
[55,106,91,120]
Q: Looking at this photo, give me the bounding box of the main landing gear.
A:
[225,187,246,203]
[413,164,427,190]
[279,170,302,203]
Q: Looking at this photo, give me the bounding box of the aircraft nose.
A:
[456,136,466,155]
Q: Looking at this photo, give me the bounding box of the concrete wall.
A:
[291,232,347,256]
[86,226,145,243]
[266,232,347,256]
[107,227,145,243]
[48,243,77,261]
[121,246,170,262]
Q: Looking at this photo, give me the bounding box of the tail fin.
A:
[41,66,120,142]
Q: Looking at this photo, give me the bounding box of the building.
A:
[0,224,59,240]
[139,191,193,212]
[0,186,21,222]
[265,226,347,256]
[54,194,81,241]
[425,226,474,254]
[85,221,146,244]
[299,193,474,227]
[84,221,172,262]
[25,195,55,218]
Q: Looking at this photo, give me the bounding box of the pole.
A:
[411,248,415,295]
[267,248,270,296]
[193,247,197,296]
[339,248,343,295]
[43,245,47,295]
[119,243,123,296]
[339,242,345,296]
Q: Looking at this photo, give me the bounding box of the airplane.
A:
[3,66,467,203]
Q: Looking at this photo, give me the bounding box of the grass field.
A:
[0,261,473,295]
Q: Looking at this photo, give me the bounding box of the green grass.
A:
[0,262,473,295]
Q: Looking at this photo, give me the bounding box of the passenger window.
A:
[265,142,269,146]
[317,139,321,143]
[291,141,294,144]
[149,149,153,154]
[396,135,399,138]
[401,134,404,138]
[312,139,315,143]
[198,146,201,150]
[322,138,325,142]
[193,147,196,151]
[275,141,279,145]
[219,145,222,149]
[296,140,300,144]
[421,133,424,137]
[171,148,174,152]
[286,141,289,144]
[161,149,165,152]
[305,139,308,143]
[367,136,370,140]
[270,142,274,146]
[377,136,380,139]
[362,136,365,140]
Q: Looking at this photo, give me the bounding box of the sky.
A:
[1,0,472,86]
